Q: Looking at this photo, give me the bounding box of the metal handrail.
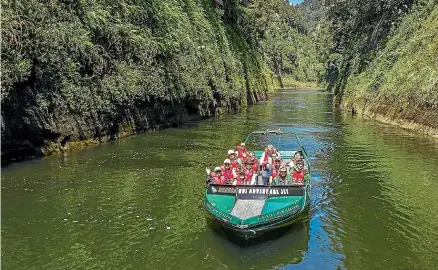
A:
[243,128,311,168]
[243,129,281,143]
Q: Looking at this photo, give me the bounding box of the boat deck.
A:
[230,199,265,219]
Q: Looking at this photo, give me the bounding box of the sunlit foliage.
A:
[3,0,313,157]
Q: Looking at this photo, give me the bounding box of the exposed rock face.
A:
[328,0,438,135]
[1,88,269,165]
[338,96,438,138]
[1,0,277,165]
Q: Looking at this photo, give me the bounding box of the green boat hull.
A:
[206,202,310,239]
[204,184,311,239]
[204,131,312,239]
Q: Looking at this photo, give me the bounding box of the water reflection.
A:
[2,90,438,269]
[323,112,438,270]
[204,220,310,269]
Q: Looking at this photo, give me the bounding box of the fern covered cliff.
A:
[1,0,316,162]
[4,0,434,163]
[305,0,438,135]
[339,0,438,134]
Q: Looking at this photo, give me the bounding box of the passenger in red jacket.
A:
[221,159,237,183]
[270,152,279,167]
[260,145,275,184]
[236,169,254,185]
[206,167,228,185]
[270,156,283,179]
[292,160,306,185]
[248,151,259,171]
[242,158,256,184]
[236,142,249,160]
[227,149,239,170]
[243,157,254,171]
[259,145,274,168]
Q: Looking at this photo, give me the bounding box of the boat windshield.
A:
[244,130,303,152]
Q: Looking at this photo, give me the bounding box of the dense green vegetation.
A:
[326,0,417,95]
[298,0,333,86]
[2,0,437,162]
[239,1,322,84]
[341,1,438,121]
[302,0,437,131]
[1,0,319,161]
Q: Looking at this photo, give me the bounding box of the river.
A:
[2,90,438,269]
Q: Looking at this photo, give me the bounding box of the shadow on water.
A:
[206,206,311,245]
[203,218,310,268]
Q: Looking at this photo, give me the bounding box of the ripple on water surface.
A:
[2,90,438,269]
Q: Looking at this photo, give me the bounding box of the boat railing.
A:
[207,184,308,198]
[243,128,311,168]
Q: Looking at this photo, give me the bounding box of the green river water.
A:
[2,90,438,269]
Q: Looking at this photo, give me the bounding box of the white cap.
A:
[214,167,221,172]
[224,159,231,164]
[228,150,235,155]
[240,142,245,146]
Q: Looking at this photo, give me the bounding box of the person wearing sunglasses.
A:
[292,160,306,185]
[205,166,227,185]
[235,169,252,185]
[235,142,249,161]
[270,156,284,179]
[271,166,292,185]
[221,159,237,183]
[241,157,257,185]
[227,149,239,170]
[248,151,259,171]
[260,145,275,184]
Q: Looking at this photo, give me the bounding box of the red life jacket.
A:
[235,176,244,185]
[249,158,259,171]
[236,175,250,185]
[260,150,270,169]
[236,146,249,159]
[244,167,254,181]
[230,160,239,170]
[222,167,236,180]
[236,167,253,185]
[211,173,227,185]
[292,169,305,180]
[263,150,269,163]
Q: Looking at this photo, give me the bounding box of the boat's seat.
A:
[256,175,265,185]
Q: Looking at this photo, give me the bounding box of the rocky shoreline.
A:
[1,91,268,166]
[337,96,438,138]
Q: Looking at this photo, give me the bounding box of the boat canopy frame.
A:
[243,129,310,166]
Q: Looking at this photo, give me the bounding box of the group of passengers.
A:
[206,143,308,186]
